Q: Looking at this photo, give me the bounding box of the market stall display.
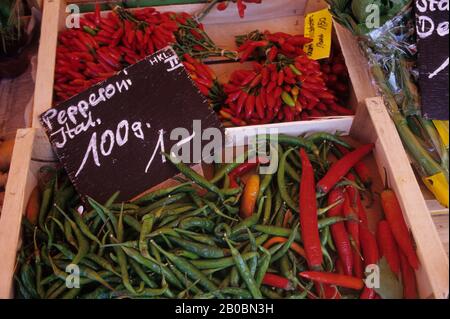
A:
[0,100,448,299]
[12,132,420,299]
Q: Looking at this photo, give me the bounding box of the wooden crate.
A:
[335,24,449,217]
[32,0,355,137]
[0,98,448,299]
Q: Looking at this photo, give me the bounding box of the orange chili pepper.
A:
[240,174,260,218]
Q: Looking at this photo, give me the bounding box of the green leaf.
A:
[374,257,404,299]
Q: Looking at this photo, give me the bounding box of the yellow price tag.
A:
[423,172,449,208]
[304,8,333,60]
[433,120,449,148]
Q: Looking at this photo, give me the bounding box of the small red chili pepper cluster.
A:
[218,31,354,127]
[216,0,262,18]
[183,54,226,111]
[320,53,351,106]
[53,5,231,104]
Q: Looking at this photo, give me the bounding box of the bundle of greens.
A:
[326,0,449,208]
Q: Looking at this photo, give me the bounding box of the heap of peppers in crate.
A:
[54,5,232,104]
[19,133,418,299]
[219,31,353,126]
[53,5,352,126]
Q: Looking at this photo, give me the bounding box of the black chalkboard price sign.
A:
[415,0,449,120]
[40,47,224,203]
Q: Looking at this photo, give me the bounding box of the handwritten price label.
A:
[40,47,223,203]
[304,8,333,61]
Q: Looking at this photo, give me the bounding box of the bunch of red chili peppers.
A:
[183,54,226,111]
[218,31,354,127]
[320,52,352,106]
[53,5,230,104]
[216,0,263,18]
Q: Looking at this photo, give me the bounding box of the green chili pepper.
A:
[139,214,154,259]
[262,188,273,225]
[19,262,38,299]
[136,193,188,217]
[307,132,352,149]
[289,64,302,75]
[190,252,258,271]
[225,237,262,299]
[318,216,349,228]
[277,149,299,213]
[246,229,258,277]
[70,208,102,246]
[164,153,225,200]
[151,241,221,294]
[63,218,78,249]
[174,229,217,246]
[271,223,299,262]
[86,253,120,276]
[258,134,319,156]
[195,288,253,299]
[110,285,169,299]
[55,206,89,265]
[132,183,193,205]
[203,198,238,222]
[260,286,283,299]
[169,236,230,259]
[179,217,215,232]
[255,246,271,288]
[282,91,296,107]
[122,215,142,232]
[230,214,260,238]
[38,178,55,231]
[167,261,203,295]
[230,266,240,288]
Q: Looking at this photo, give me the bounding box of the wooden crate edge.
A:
[0,129,37,298]
[365,97,449,299]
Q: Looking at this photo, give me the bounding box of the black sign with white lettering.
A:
[40,47,224,202]
[415,0,449,120]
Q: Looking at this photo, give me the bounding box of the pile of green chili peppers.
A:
[15,133,364,299]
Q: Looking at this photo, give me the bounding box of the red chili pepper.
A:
[355,191,369,229]
[343,191,360,249]
[236,91,248,116]
[317,143,375,195]
[360,225,379,267]
[399,251,418,299]
[262,273,293,290]
[336,145,372,188]
[299,148,323,269]
[217,1,229,11]
[245,94,256,119]
[381,188,420,270]
[327,103,354,116]
[237,0,247,18]
[268,46,278,62]
[299,271,365,290]
[255,94,265,119]
[94,4,102,26]
[377,220,401,276]
[261,67,270,87]
[327,188,353,276]
[241,72,257,86]
[277,70,285,86]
